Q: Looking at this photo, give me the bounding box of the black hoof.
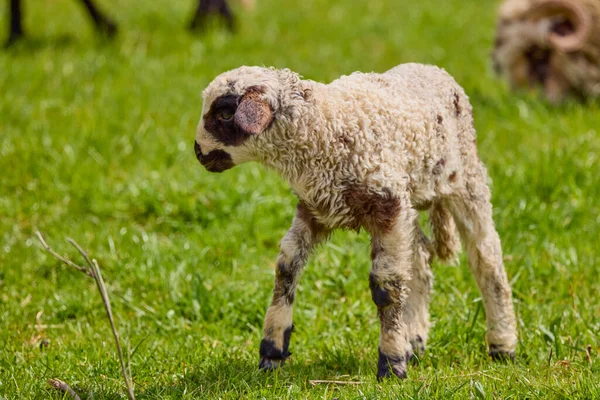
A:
[258,357,284,370]
[188,17,207,32]
[188,16,236,33]
[490,350,515,362]
[377,349,409,381]
[489,344,515,361]
[4,33,23,48]
[258,325,293,371]
[99,20,118,37]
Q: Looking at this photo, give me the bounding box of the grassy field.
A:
[1,0,599,398]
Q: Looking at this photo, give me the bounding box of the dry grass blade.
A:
[36,232,135,400]
[309,380,364,386]
[90,258,135,400]
[47,379,81,400]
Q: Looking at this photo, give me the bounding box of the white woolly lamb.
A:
[193,63,518,380]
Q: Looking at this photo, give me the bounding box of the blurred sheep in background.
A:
[492,0,600,103]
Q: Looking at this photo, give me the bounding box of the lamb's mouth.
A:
[194,142,234,173]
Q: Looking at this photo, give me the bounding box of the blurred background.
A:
[0,0,598,398]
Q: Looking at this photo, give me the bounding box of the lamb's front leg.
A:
[6,0,24,47]
[369,209,418,380]
[259,203,328,370]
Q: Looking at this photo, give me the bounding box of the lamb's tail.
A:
[429,201,461,264]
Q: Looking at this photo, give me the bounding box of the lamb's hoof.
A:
[258,338,291,371]
[188,17,207,32]
[258,357,285,370]
[489,344,515,362]
[490,350,515,362]
[100,20,118,37]
[4,33,23,48]
[376,349,409,381]
[258,326,293,371]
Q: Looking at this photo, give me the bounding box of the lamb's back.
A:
[327,63,466,115]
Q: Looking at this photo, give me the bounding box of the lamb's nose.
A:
[194,141,203,162]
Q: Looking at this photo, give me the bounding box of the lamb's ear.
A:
[234,88,274,135]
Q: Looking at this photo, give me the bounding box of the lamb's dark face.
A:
[195,67,277,173]
[194,94,245,173]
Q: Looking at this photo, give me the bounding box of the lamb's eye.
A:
[217,111,234,121]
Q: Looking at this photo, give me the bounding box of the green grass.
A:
[1,0,599,398]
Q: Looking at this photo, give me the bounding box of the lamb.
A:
[193,64,518,379]
[492,0,600,102]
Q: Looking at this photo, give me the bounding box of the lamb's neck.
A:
[264,99,337,183]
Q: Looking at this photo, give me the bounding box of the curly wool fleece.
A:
[199,65,476,230]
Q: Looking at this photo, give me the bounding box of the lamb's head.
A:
[194,66,304,172]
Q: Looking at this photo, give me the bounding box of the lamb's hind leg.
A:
[447,181,517,359]
[259,203,328,370]
[189,0,235,32]
[402,224,434,361]
[189,0,211,30]
[370,208,418,380]
[79,0,117,36]
[216,0,235,31]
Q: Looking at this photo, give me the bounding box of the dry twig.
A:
[37,231,135,400]
[47,379,81,400]
[89,258,134,400]
[35,232,92,276]
[309,380,364,386]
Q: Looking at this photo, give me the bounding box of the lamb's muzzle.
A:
[194,141,234,172]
